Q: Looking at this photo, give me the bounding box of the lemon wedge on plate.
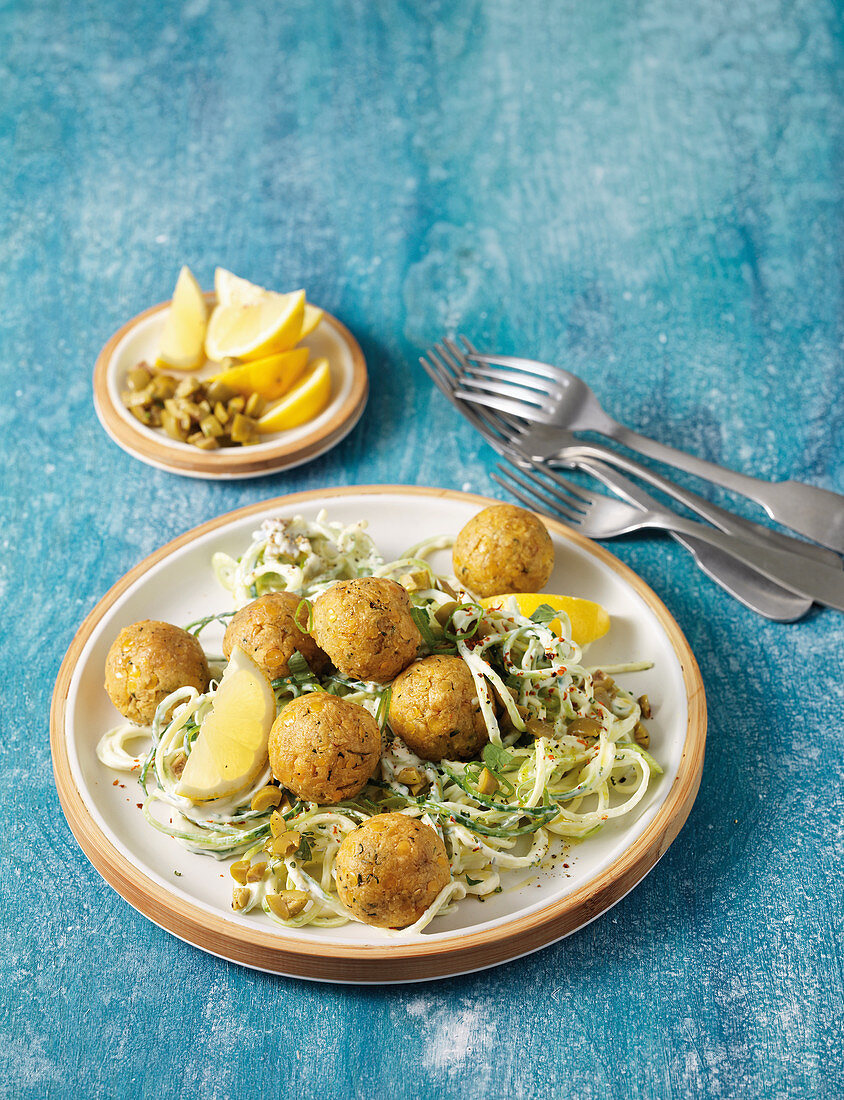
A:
[298,303,324,339]
[175,646,276,802]
[209,348,310,400]
[480,592,611,647]
[154,265,209,371]
[205,289,306,363]
[214,267,266,307]
[213,267,324,344]
[257,358,332,433]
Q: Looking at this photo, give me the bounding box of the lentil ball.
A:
[452,504,554,597]
[334,813,451,928]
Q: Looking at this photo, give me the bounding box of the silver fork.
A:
[491,460,844,613]
[421,340,816,619]
[453,344,844,554]
[441,338,838,564]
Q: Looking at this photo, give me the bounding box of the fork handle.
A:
[605,423,844,554]
[564,443,841,566]
[672,535,811,621]
[572,456,814,620]
[645,513,844,612]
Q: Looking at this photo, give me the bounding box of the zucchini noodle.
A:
[97,512,661,934]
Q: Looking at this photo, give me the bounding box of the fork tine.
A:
[506,458,599,509]
[491,468,583,525]
[455,386,555,423]
[467,352,565,384]
[457,374,550,408]
[419,351,456,399]
[421,345,513,451]
[495,459,593,515]
[460,364,555,396]
[434,340,528,442]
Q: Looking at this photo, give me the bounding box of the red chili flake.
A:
[136,803,143,809]
[112,780,119,786]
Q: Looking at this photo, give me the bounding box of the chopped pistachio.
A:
[199,414,224,438]
[266,891,309,920]
[251,786,283,812]
[246,861,268,883]
[567,717,603,738]
[230,860,250,885]
[175,376,201,398]
[396,767,426,794]
[245,392,266,418]
[477,767,499,795]
[231,887,251,911]
[399,571,430,593]
[127,364,153,391]
[149,374,176,400]
[270,830,301,857]
[230,412,258,445]
[434,601,459,627]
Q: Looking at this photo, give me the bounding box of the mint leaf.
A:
[530,603,558,626]
[483,743,514,772]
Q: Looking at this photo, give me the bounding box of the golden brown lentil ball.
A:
[310,577,421,684]
[104,620,210,725]
[389,655,488,762]
[223,591,329,681]
[452,504,554,597]
[334,813,451,928]
[268,692,382,803]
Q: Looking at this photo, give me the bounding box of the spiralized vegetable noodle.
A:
[97,511,661,934]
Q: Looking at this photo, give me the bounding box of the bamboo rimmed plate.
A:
[93,297,368,480]
[51,486,706,983]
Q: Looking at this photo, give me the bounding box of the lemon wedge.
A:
[214,267,324,341]
[299,303,324,339]
[175,646,276,802]
[256,358,332,433]
[209,348,310,400]
[205,289,306,362]
[480,592,611,647]
[154,266,208,372]
[214,267,266,307]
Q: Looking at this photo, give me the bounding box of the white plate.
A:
[92,299,368,480]
[51,486,706,982]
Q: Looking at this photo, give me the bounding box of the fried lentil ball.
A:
[334,813,451,928]
[389,655,488,762]
[452,504,554,597]
[104,620,210,725]
[268,693,382,803]
[222,590,329,681]
[310,577,421,684]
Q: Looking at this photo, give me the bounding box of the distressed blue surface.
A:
[2,1,843,1098]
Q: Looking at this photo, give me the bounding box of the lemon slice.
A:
[175,646,276,802]
[154,266,208,371]
[299,303,324,339]
[215,267,323,341]
[480,592,611,647]
[205,290,306,362]
[214,267,266,307]
[209,348,310,400]
[256,358,332,433]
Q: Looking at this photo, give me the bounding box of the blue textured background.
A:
[2,1,842,1097]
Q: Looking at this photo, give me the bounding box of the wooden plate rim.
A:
[50,485,707,982]
[92,297,369,477]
